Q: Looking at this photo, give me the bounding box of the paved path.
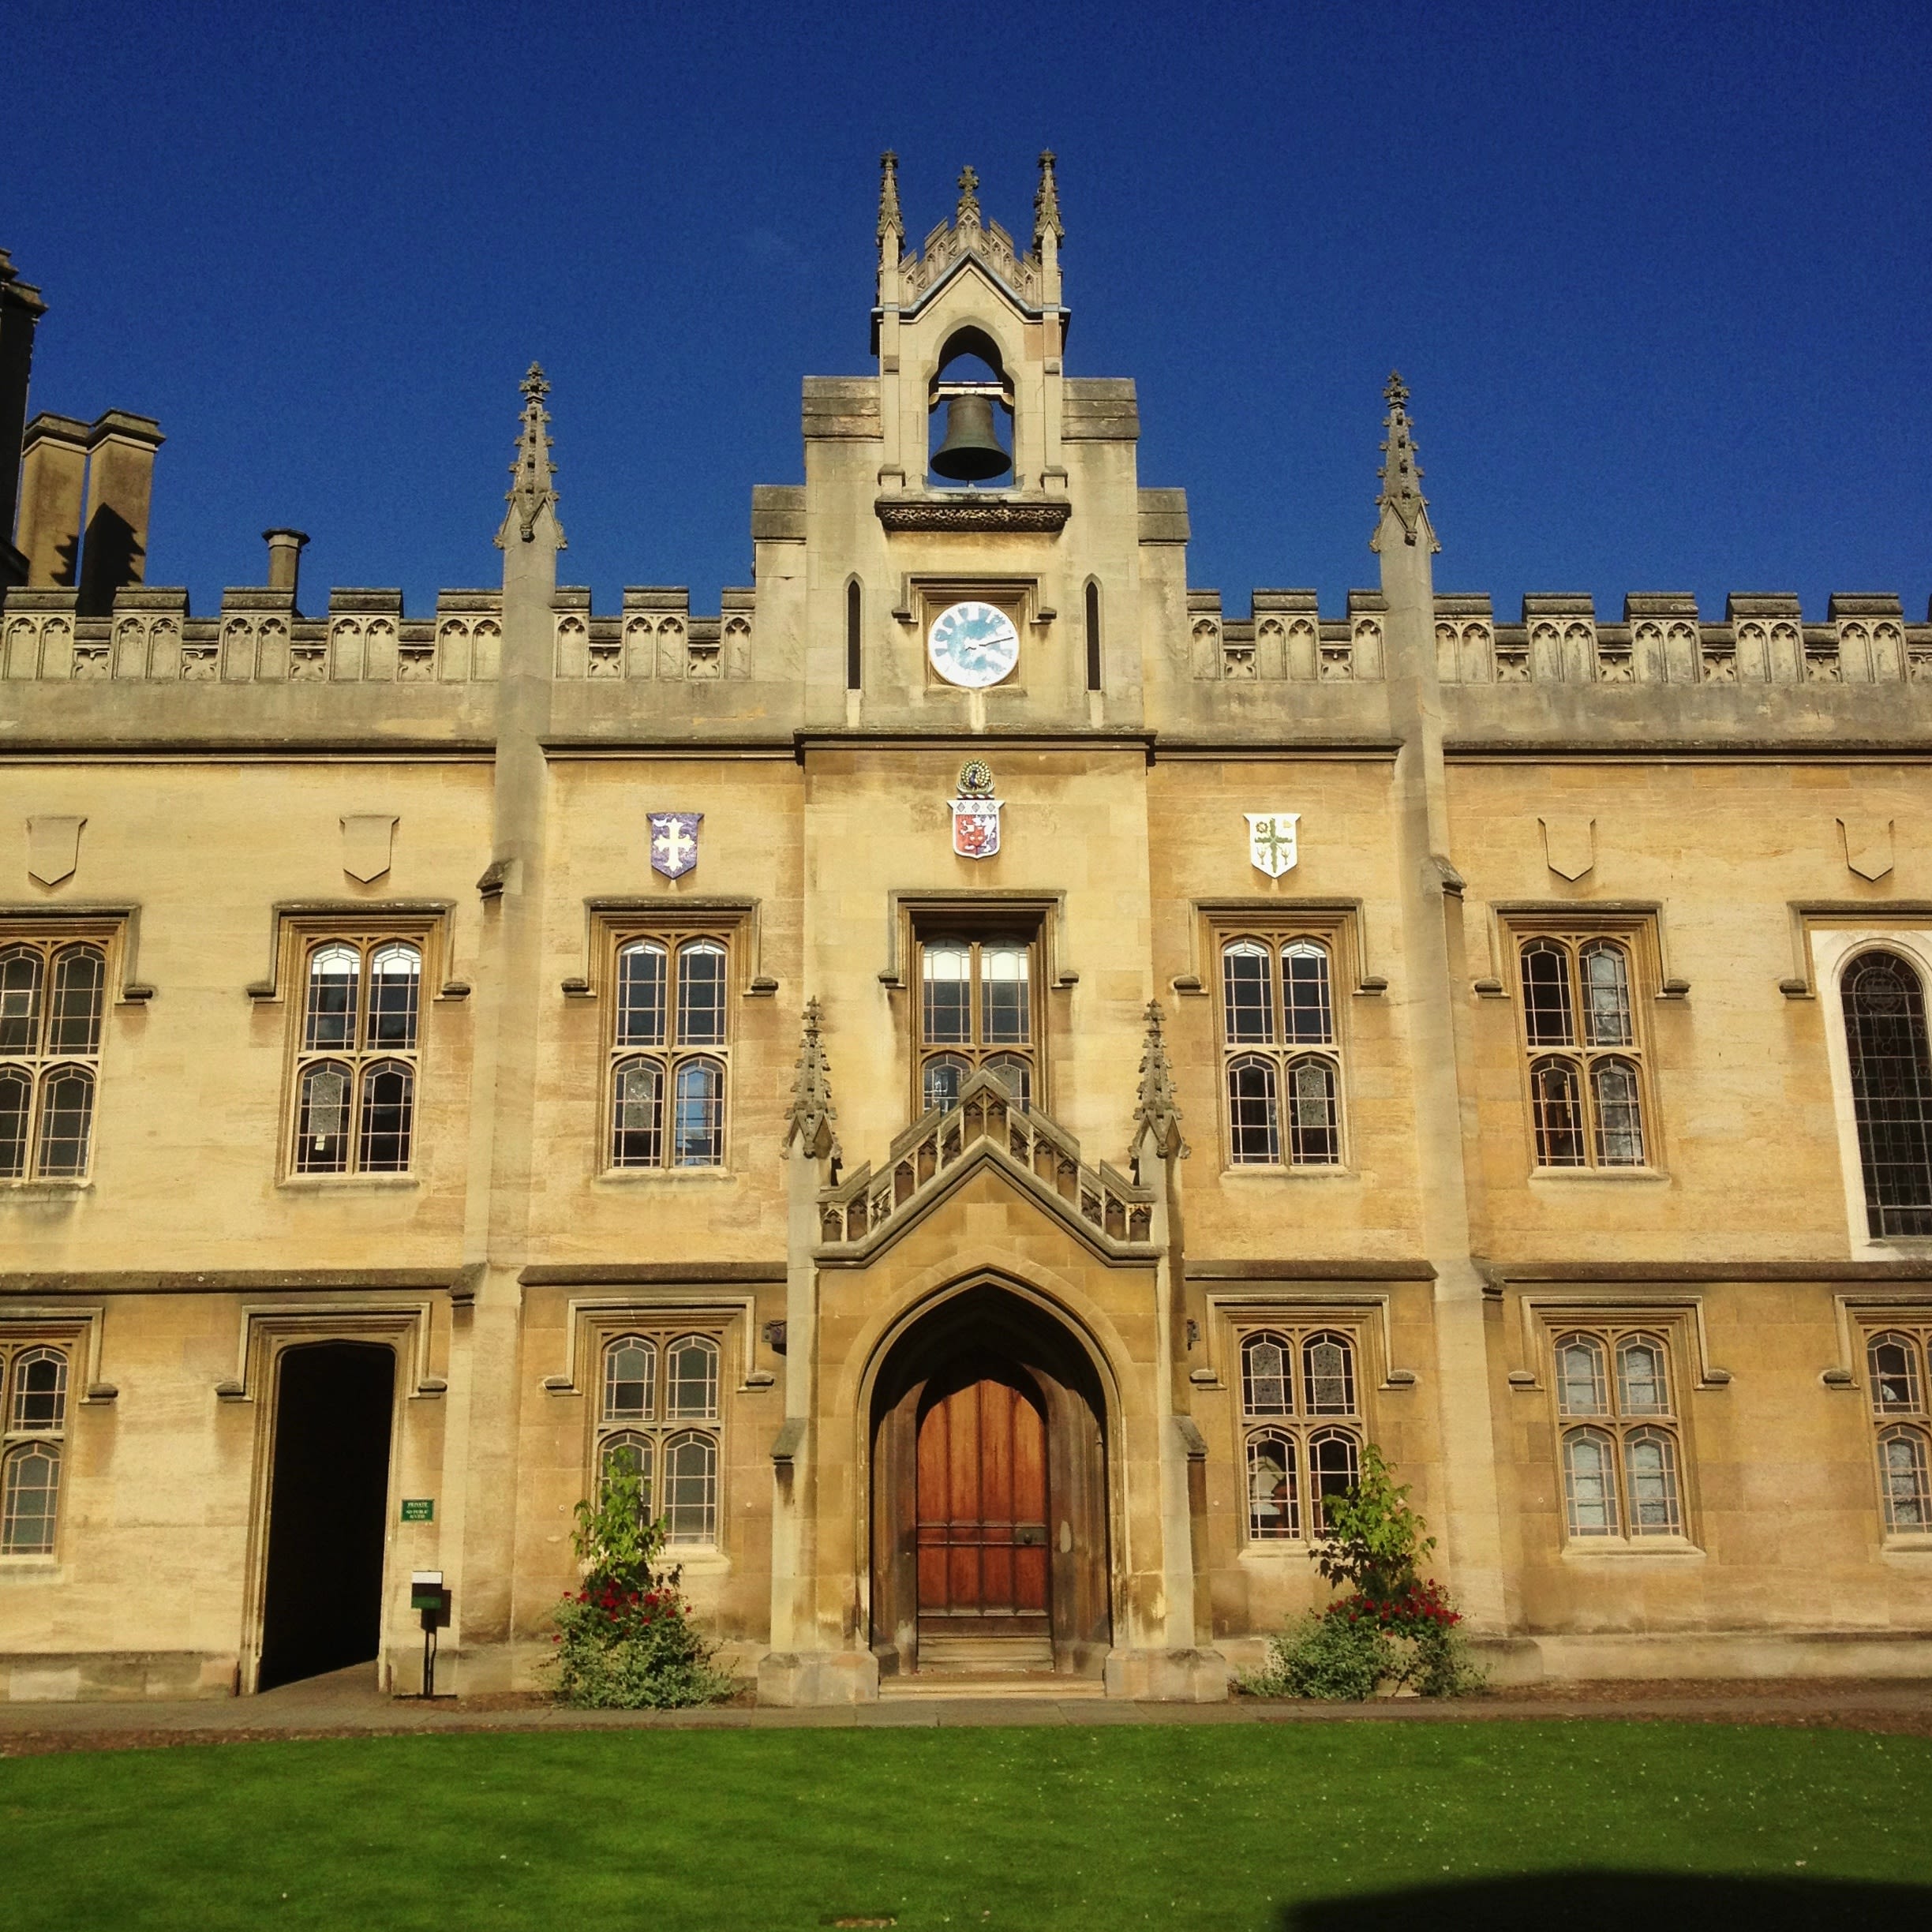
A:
[2,1667,1928,1754]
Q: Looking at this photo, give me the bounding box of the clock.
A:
[927,600,1020,689]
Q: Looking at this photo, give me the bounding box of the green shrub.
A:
[1238,1443,1485,1702]
[548,1467,735,1709]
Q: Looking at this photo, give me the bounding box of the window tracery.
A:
[608,935,731,1170]
[1551,1327,1687,1541]
[1219,936,1342,1166]
[1515,934,1652,1169]
[1237,1327,1364,1542]
[290,937,422,1175]
[0,939,107,1180]
[592,1331,722,1544]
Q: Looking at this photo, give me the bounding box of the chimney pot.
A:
[263,527,309,598]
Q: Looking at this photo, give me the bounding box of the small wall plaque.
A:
[400,1497,435,1522]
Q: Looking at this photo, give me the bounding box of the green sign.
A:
[400,1498,435,1523]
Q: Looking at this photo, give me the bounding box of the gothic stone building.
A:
[2,157,1930,1703]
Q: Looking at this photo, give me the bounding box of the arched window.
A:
[1869,1332,1923,1413]
[677,941,728,1046]
[0,945,46,1050]
[1520,940,1574,1045]
[605,932,733,1172]
[1555,1334,1608,1415]
[603,1336,657,1422]
[291,934,426,1177]
[1226,1055,1279,1164]
[34,1065,93,1178]
[665,1335,720,1420]
[1245,1432,1297,1540]
[1302,1333,1355,1416]
[357,1061,414,1172]
[1517,933,1653,1170]
[1563,1427,1619,1536]
[2,1342,69,1555]
[1623,1428,1682,1535]
[1842,950,1932,1237]
[0,939,110,1178]
[0,1067,29,1178]
[982,1053,1032,1110]
[1084,579,1103,694]
[294,1059,354,1173]
[1286,1057,1340,1166]
[1308,1429,1361,1531]
[10,1347,67,1431]
[1222,940,1274,1045]
[1282,942,1334,1046]
[599,1431,655,1517]
[1241,1332,1293,1417]
[921,1052,970,1116]
[616,942,668,1047]
[915,932,1040,1116]
[47,945,106,1055]
[2,1441,60,1555]
[1530,1058,1586,1166]
[1552,1327,1688,1541]
[1616,1335,1669,1415]
[304,943,361,1050]
[846,578,863,691]
[1591,1058,1646,1166]
[662,1430,718,1543]
[365,943,421,1050]
[1220,935,1346,1166]
[1878,1425,1930,1533]
[610,1058,665,1168]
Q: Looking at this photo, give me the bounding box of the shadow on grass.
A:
[1283,1870,1932,1931]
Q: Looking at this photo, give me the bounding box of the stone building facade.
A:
[2,157,1930,1702]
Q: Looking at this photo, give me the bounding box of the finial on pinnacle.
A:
[784,997,841,1161]
[1373,369,1437,554]
[956,164,981,227]
[1132,1000,1187,1163]
[497,360,564,550]
[1034,149,1063,244]
[877,151,904,245]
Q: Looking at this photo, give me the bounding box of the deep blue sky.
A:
[7,1,1929,624]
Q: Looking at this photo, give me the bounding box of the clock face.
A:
[927,601,1020,689]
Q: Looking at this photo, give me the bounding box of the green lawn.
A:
[4,1722,1928,1930]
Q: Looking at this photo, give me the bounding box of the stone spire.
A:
[877,151,904,251]
[496,362,565,550]
[1033,150,1063,244]
[784,998,841,1161]
[1370,370,1438,554]
[1132,1001,1186,1161]
[955,164,982,236]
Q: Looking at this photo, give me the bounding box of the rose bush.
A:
[548,1466,735,1709]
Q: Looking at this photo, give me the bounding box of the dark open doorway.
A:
[256,1340,395,1692]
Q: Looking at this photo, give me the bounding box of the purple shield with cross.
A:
[648,811,703,879]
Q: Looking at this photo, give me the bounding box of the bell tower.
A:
[872,152,1068,496]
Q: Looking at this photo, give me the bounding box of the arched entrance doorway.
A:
[870,1282,1111,1678]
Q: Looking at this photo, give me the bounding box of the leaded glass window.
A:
[607,934,732,1170]
[1219,936,1344,1166]
[1516,934,1652,1170]
[290,936,423,1176]
[0,938,110,1181]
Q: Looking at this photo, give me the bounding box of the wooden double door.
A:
[915,1374,1050,1640]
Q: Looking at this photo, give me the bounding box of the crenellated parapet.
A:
[1189,588,1389,683]
[1429,590,1926,687]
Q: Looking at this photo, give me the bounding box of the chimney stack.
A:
[77,410,163,615]
[0,249,49,588]
[264,527,309,603]
[17,413,89,586]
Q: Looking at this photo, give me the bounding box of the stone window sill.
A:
[1530,1167,1670,1185]
[1,1180,93,1200]
[1220,1166,1357,1182]
[594,1167,736,1185]
[0,1558,62,1578]
[1559,1535,1704,1559]
[278,1174,421,1194]
[1881,1534,1932,1556]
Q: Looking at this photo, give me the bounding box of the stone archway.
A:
[868,1282,1112,1678]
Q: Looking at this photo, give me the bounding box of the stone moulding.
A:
[874,494,1071,534]
[817,1069,1155,1264]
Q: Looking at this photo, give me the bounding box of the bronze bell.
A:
[930,392,1011,481]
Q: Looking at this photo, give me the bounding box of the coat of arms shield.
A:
[648,811,703,879]
[951,760,1002,860]
[1245,812,1299,878]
